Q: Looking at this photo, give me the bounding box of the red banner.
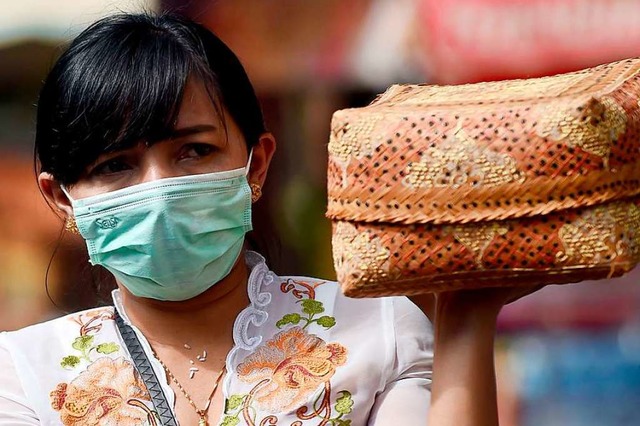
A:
[420,0,640,83]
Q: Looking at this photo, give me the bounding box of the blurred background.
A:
[1,0,639,425]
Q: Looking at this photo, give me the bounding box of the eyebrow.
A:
[170,124,218,138]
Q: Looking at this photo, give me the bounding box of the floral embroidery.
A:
[50,357,156,425]
[222,279,353,426]
[236,326,347,413]
[276,280,337,330]
[61,309,120,369]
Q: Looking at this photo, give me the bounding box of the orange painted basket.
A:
[326,58,640,297]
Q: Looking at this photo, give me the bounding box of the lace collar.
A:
[111,250,279,395]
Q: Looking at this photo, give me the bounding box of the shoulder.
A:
[273,274,431,337]
[1,306,115,349]
[0,307,149,425]
[0,306,117,370]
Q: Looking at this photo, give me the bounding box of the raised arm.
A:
[412,286,539,426]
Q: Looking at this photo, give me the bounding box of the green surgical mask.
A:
[63,157,253,301]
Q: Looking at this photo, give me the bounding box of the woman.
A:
[0,13,536,426]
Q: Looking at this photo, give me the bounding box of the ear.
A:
[38,172,73,219]
[248,132,276,187]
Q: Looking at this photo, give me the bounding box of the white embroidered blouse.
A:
[0,252,433,425]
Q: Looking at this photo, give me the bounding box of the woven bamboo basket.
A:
[327,58,640,297]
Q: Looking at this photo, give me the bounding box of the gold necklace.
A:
[154,353,226,426]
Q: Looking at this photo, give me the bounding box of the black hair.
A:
[35,13,279,308]
[35,12,266,184]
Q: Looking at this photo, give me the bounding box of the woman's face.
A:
[40,78,275,216]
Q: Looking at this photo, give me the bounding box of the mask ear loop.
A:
[60,184,75,203]
[245,148,254,177]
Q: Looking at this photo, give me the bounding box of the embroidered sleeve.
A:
[367,379,431,425]
[368,297,433,425]
[391,297,434,383]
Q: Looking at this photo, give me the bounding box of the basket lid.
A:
[327,58,640,225]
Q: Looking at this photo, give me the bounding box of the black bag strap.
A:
[114,309,178,426]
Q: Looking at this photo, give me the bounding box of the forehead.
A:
[172,77,246,152]
[175,78,222,128]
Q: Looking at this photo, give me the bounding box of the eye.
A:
[90,157,132,176]
[180,143,215,160]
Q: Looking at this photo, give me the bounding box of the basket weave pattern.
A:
[327,58,640,297]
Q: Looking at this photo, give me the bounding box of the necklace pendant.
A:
[198,416,208,426]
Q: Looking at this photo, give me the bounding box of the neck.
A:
[117,254,250,349]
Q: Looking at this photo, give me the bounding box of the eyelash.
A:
[180,143,216,159]
[90,157,131,177]
[88,143,217,177]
